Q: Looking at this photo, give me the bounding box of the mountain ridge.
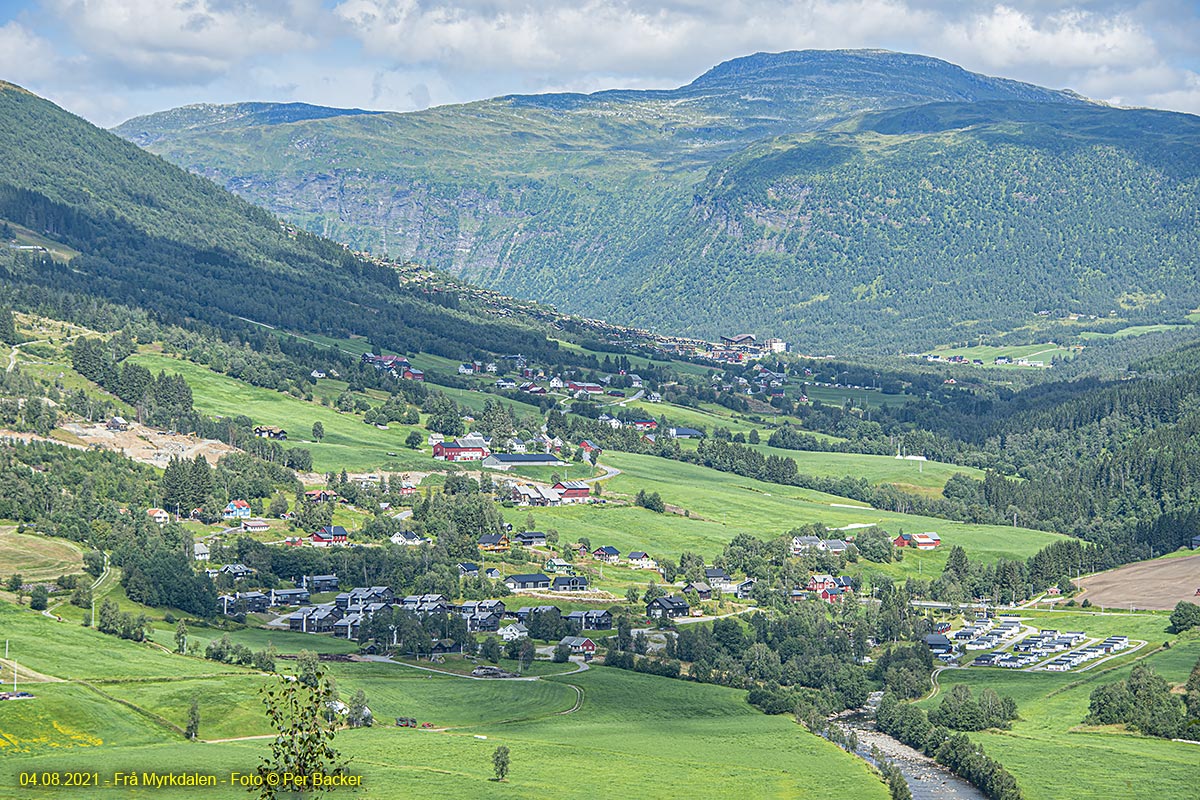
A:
[104,50,1200,351]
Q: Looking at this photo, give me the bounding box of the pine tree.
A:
[0,307,16,346]
[188,455,213,510]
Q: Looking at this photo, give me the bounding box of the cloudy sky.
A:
[1,0,1198,127]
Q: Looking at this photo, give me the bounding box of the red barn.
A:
[433,440,489,462]
[554,481,590,502]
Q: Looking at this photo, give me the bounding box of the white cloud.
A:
[8,0,1200,122]
[939,5,1156,70]
[1143,69,1200,115]
[0,21,62,84]
[44,0,316,84]
[330,0,934,78]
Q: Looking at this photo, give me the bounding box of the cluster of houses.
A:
[956,617,1023,651]
[790,573,854,604]
[893,532,942,550]
[693,333,787,364]
[458,361,499,375]
[1041,635,1129,671]
[790,535,851,557]
[503,572,591,593]
[361,352,424,381]
[510,480,592,505]
[492,364,663,403]
[956,624,1131,671]
[430,431,570,470]
[269,586,621,644]
[679,567,755,601]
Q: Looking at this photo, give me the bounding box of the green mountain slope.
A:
[0,80,568,363]
[110,50,1200,351]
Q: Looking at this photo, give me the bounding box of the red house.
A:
[311,525,348,547]
[433,440,490,462]
[629,419,658,431]
[579,440,601,456]
[566,381,603,394]
[820,587,844,603]
[401,367,425,381]
[554,481,590,502]
[559,636,596,656]
[806,574,837,592]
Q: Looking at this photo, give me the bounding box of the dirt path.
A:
[0,657,65,683]
[7,333,87,374]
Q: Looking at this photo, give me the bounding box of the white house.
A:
[241,518,271,534]
[193,542,210,561]
[499,623,529,642]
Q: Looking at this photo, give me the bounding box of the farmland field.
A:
[0,600,891,799]
[1075,552,1200,610]
[0,527,82,583]
[929,342,1074,366]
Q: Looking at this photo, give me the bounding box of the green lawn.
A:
[0,603,253,682]
[916,632,1200,800]
[1079,323,1196,340]
[127,353,432,473]
[146,625,362,657]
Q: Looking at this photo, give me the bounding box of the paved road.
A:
[583,461,621,484]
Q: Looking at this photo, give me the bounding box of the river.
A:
[833,696,988,800]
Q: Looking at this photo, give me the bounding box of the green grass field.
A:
[742,444,984,498]
[929,342,1073,367]
[0,600,891,799]
[1078,323,1196,341]
[917,624,1200,800]
[127,353,432,473]
[0,527,83,583]
[580,451,1061,574]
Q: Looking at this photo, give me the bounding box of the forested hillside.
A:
[0,81,575,365]
[112,51,1200,351]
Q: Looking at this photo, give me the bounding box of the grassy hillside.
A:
[532,451,1060,574]
[112,52,1200,351]
[126,352,430,473]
